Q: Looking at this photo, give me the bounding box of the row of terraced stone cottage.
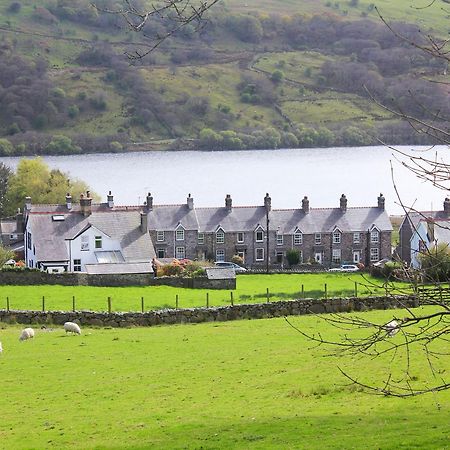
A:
[9,191,392,275]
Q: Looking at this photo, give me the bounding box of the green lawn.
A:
[0,273,408,312]
[0,309,448,449]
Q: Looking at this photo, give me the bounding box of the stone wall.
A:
[0,295,418,328]
[0,271,235,289]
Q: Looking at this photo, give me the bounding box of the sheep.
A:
[19,328,35,341]
[384,320,400,337]
[64,322,81,335]
[0,341,2,354]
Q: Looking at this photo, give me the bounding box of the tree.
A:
[0,244,15,267]
[3,158,93,216]
[0,162,12,218]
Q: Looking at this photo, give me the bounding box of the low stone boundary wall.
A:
[0,295,418,328]
[0,271,235,289]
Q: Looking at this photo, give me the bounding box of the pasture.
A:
[0,308,448,449]
[0,273,408,312]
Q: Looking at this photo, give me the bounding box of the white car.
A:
[214,261,247,272]
[329,264,360,272]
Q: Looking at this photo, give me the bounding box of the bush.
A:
[286,249,300,266]
[231,255,244,266]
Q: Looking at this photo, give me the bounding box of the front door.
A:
[353,251,360,263]
[315,252,322,264]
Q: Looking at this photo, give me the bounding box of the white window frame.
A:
[332,249,341,264]
[255,230,264,242]
[176,228,185,241]
[237,232,244,243]
[157,231,165,242]
[81,235,89,251]
[315,233,321,245]
[95,235,102,249]
[73,259,81,272]
[216,229,225,244]
[353,232,360,244]
[293,230,302,245]
[157,248,165,259]
[216,249,225,262]
[197,232,204,244]
[175,246,185,259]
[370,229,379,244]
[255,248,264,261]
[370,247,379,262]
[333,231,341,244]
[276,233,284,245]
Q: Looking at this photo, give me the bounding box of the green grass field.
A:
[0,273,408,312]
[0,309,448,449]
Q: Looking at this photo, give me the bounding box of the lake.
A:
[1,145,448,214]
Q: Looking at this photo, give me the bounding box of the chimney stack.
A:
[66,193,72,210]
[377,193,385,210]
[146,192,153,211]
[225,194,232,211]
[264,193,271,212]
[80,192,92,217]
[16,208,24,233]
[107,191,114,208]
[187,193,194,210]
[444,197,450,216]
[25,196,31,211]
[340,194,347,213]
[302,196,310,214]
[140,211,148,233]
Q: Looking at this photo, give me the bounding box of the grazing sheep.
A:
[64,322,81,335]
[0,341,2,354]
[384,320,400,337]
[19,328,35,341]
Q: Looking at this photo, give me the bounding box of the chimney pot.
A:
[80,193,92,216]
[302,196,310,214]
[25,196,32,211]
[444,197,450,216]
[340,194,347,213]
[107,191,114,208]
[187,194,194,210]
[66,193,72,210]
[264,193,271,212]
[146,192,153,211]
[225,194,232,211]
[140,211,148,233]
[377,193,385,210]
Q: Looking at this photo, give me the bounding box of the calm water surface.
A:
[1,146,448,214]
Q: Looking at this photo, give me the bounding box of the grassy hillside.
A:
[0,310,448,448]
[0,0,447,153]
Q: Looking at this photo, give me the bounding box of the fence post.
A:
[324,283,327,299]
[301,284,304,298]
[6,296,9,312]
[72,295,76,312]
[141,296,144,313]
[354,282,358,298]
[206,292,209,308]
[42,296,45,312]
[107,296,112,314]
[230,291,234,306]
[266,287,270,303]
[176,294,179,309]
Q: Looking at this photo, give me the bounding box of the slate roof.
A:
[28,205,155,263]
[85,262,153,275]
[402,210,450,231]
[205,267,236,280]
[147,205,199,230]
[0,220,21,235]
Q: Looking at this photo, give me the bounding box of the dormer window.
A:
[255,228,264,242]
[333,230,341,244]
[293,229,302,245]
[176,228,185,241]
[157,231,165,242]
[370,229,379,244]
[198,232,204,244]
[216,229,225,244]
[276,233,283,245]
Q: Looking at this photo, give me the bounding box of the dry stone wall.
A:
[0,295,418,328]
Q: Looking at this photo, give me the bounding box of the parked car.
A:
[214,261,247,272]
[329,264,360,272]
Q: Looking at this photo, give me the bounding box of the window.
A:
[237,232,244,243]
[157,248,165,259]
[81,235,89,251]
[370,229,379,244]
[315,233,321,245]
[10,234,18,240]
[276,251,283,263]
[370,247,379,262]
[276,233,284,245]
[27,232,31,250]
[332,249,341,264]
[157,231,165,242]
[216,249,225,261]
[333,231,341,244]
[353,232,360,244]
[198,232,204,244]
[216,230,225,244]
[256,248,264,261]
[237,250,245,262]
[293,230,302,245]
[255,230,264,242]
[176,228,185,241]
[95,236,102,249]
[73,259,81,272]
[175,246,185,259]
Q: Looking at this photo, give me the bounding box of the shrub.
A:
[231,255,244,266]
[286,249,300,266]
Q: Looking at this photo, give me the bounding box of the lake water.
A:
[1,145,448,214]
